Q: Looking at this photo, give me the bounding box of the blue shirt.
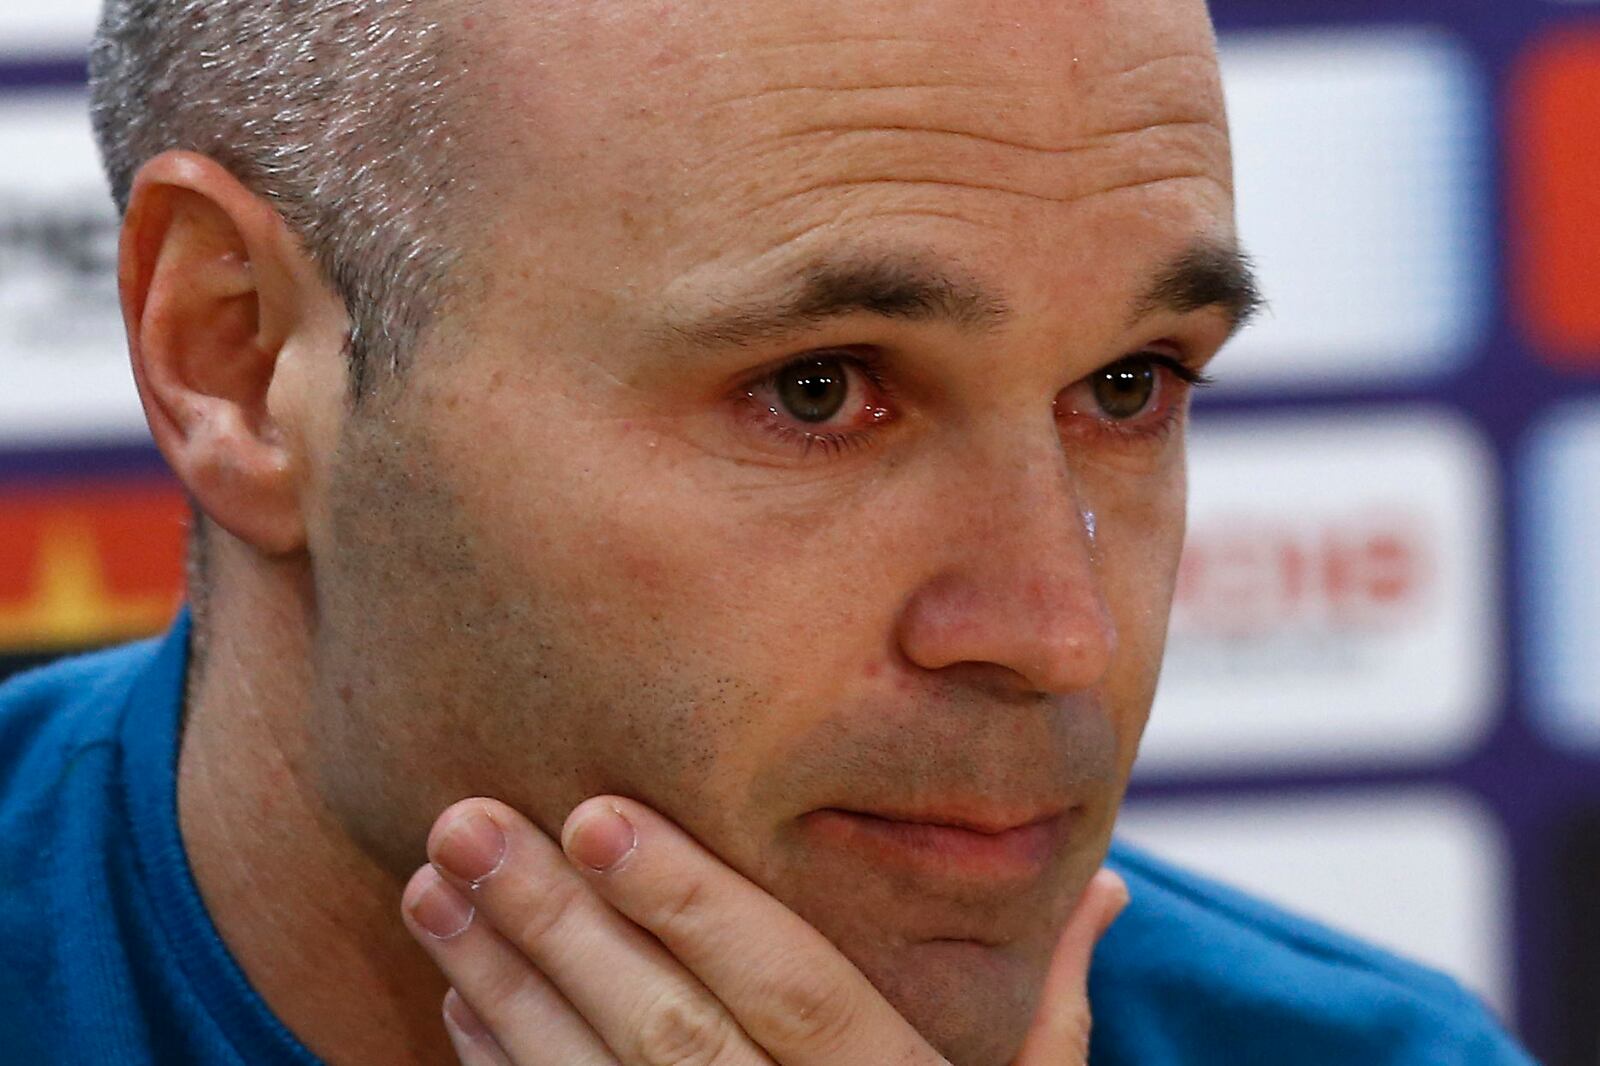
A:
[0,613,1535,1064]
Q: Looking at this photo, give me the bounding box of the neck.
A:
[176,545,455,1065]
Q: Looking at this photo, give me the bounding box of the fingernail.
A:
[1098,870,1131,932]
[408,868,475,940]
[443,988,492,1042]
[565,803,638,872]
[434,806,507,886]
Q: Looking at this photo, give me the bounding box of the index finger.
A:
[562,797,948,1066]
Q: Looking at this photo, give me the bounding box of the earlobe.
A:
[121,151,320,558]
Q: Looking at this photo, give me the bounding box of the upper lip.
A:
[822,804,1070,836]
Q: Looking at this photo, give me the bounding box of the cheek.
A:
[1091,466,1186,761]
[1081,446,1188,616]
[466,430,896,739]
[591,491,897,708]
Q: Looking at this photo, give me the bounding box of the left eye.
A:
[1090,360,1159,420]
[1058,353,1200,427]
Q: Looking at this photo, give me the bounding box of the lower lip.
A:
[801,809,1064,881]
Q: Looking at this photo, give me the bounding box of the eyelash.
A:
[741,350,1210,459]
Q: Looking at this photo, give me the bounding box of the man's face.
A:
[302,0,1238,1062]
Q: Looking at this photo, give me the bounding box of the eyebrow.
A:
[660,254,1011,349]
[1132,240,1264,337]
[661,239,1262,350]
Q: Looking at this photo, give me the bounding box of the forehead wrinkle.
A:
[671,205,1008,284]
[1078,53,1225,138]
[680,47,1228,217]
[746,117,1226,161]
[1094,49,1221,87]
[711,32,979,66]
[697,49,1222,146]
[756,172,1220,215]
[688,32,1005,102]
[702,79,999,111]
[715,121,1227,219]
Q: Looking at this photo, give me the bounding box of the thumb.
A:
[1013,867,1130,1066]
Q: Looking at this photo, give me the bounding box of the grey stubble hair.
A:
[88,0,470,398]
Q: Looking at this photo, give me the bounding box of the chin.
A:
[849,938,1045,1066]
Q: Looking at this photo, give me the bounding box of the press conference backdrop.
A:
[2,2,1597,1062]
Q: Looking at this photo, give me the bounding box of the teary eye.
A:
[775,357,850,423]
[1055,351,1209,446]
[1092,360,1158,420]
[737,349,894,461]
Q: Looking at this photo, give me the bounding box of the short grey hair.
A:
[88,0,467,397]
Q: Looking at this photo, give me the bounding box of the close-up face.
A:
[300,0,1241,1062]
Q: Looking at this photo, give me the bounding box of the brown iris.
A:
[776,357,849,423]
[1092,359,1157,419]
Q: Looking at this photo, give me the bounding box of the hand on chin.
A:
[401,794,1128,1066]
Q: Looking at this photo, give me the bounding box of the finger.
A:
[442,989,516,1066]
[402,864,618,1065]
[425,798,772,1066]
[562,796,945,1066]
[1013,867,1129,1066]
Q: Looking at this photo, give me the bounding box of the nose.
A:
[894,438,1118,696]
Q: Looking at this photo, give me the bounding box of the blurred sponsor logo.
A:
[1510,27,1600,365]
[1138,409,1498,775]
[0,91,148,446]
[1523,402,1600,750]
[0,1,101,56]
[1217,27,1487,390]
[0,480,187,651]
[1119,787,1513,1016]
[1175,514,1428,640]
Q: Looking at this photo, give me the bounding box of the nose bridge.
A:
[969,430,1108,627]
[896,421,1118,695]
[975,429,1096,567]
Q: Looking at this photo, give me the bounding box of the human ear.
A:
[119,150,337,557]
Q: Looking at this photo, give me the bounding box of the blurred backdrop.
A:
[2,2,1597,1062]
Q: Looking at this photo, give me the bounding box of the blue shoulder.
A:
[0,640,162,801]
[1091,839,1535,1065]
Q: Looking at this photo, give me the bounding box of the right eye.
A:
[774,357,851,423]
[740,349,896,460]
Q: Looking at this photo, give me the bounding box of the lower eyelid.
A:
[734,389,876,459]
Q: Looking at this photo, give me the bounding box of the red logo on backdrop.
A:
[1173,514,1432,639]
[0,480,188,652]
[1510,27,1600,366]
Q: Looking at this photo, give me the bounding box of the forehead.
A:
[464,0,1230,321]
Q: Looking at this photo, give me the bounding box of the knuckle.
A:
[1068,1000,1092,1037]
[649,875,709,943]
[631,987,736,1066]
[506,876,586,951]
[468,964,546,1025]
[1063,1002,1093,1064]
[746,960,860,1053]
